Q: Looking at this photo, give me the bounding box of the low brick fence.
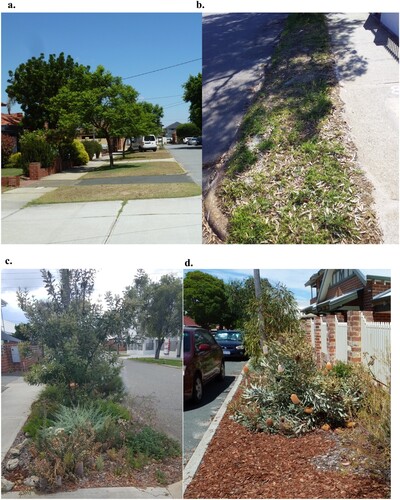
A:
[1,343,42,374]
[1,176,20,187]
[28,157,63,180]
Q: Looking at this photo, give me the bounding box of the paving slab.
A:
[107,197,202,244]
[327,13,399,243]
[1,201,122,244]
[1,188,57,219]
[2,486,177,499]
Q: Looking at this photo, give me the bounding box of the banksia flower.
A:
[290,393,301,405]
[321,424,331,431]
[304,406,313,414]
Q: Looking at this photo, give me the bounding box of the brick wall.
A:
[1,343,41,374]
[326,275,364,300]
[28,157,62,180]
[363,277,391,312]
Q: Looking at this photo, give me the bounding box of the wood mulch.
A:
[184,413,390,499]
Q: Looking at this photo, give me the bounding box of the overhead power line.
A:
[123,58,201,80]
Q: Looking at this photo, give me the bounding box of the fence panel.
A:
[361,318,390,384]
[335,317,348,362]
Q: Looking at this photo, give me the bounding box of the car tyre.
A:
[217,360,225,381]
[192,373,203,403]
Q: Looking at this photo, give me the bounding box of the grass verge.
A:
[117,150,172,160]
[129,357,182,368]
[218,13,381,244]
[28,183,201,204]
[82,161,185,179]
[1,167,23,177]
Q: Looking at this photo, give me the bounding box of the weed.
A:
[95,455,104,472]
[155,469,168,485]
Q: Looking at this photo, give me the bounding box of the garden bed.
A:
[184,408,390,499]
[2,426,181,494]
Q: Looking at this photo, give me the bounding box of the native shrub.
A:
[19,130,57,174]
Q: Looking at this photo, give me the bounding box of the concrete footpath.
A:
[1,195,201,244]
[327,13,399,244]
[1,375,42,462]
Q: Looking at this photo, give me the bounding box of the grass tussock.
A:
[219,13,381,244]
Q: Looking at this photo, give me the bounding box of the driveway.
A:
[202,13,287,165]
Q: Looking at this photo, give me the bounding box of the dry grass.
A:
[82,161,185,179]
[28,183,201,204]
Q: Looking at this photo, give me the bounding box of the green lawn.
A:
[1,167,23,177]
[116,150,172,161]
[83,161,185,179]
[28,183,201,204]
[129,357,182,368]
[217,13,381,244]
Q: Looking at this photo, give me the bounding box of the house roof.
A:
[164,121,181,129]
[372,289,391,302]
[184,315,199,327]
[1,112,23,126]
[1,331,21,343]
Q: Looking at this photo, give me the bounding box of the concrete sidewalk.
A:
[1,375,42,462]
[2,483,182,499]
[1,196,202,244]
[327,13,399,243]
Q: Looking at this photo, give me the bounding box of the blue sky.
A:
[1,13,202,128]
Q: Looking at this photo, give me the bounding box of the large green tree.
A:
[123,271,182,359]
[182,73,202,130]
[6,53,90,130]
[17,269,125,404]
[184,271,227,329]
[50,66,150,167]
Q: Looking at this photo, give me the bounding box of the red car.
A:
[184,327,225,403]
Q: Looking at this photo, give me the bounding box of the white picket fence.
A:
[361,317,390,384]
[318,316,391,383]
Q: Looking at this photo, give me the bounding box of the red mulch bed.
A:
[184,413,390,499]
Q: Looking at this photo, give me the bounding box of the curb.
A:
[183,369,244,492]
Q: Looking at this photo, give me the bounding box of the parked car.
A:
[195,136,202,145]
[214,330,247,359]
[187,137,198,145]
[130,135,157,152]
[184,327,225,403]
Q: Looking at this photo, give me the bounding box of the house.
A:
[1,112,24,152]
[302,269,391,322]
[164,121,182,141]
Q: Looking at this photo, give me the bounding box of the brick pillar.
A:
[363,311,374,322]
[326,314,336,362]
[29,162,41,180]
[314,316,322,367]
[347,311,362,364]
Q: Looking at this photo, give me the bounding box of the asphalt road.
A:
[183,359,246,464]
[166,144,202,186]
[121,359,183,444]
[202,13,287,165]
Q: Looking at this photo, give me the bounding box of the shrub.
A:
[23,386,65,438]
[126,426,181,461]
[231,331,365,435]
[1,134,15,167]
[71,139,89,166]
[5,152,24,170]
[19,130,57,174]
[82,140,102,160]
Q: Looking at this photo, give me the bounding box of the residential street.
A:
[202,13,287,165]
[183,360,246,464]
[166,144,202,186]
[121,359,182,444]
[327,13,399,243]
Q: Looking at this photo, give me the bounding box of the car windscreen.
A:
[215,331,242,341]
[144,135,155,141]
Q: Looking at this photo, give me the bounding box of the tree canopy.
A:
[182,73,202,130]
[6,53,90,130]
[184,271,228,329]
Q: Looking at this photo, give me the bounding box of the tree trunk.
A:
[155,339,163,359]
[122,137,127,158]
[106,136,114,167]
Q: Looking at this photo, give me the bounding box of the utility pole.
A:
[253,269,267,352]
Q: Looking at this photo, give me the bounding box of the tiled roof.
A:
[1,112,23,126]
